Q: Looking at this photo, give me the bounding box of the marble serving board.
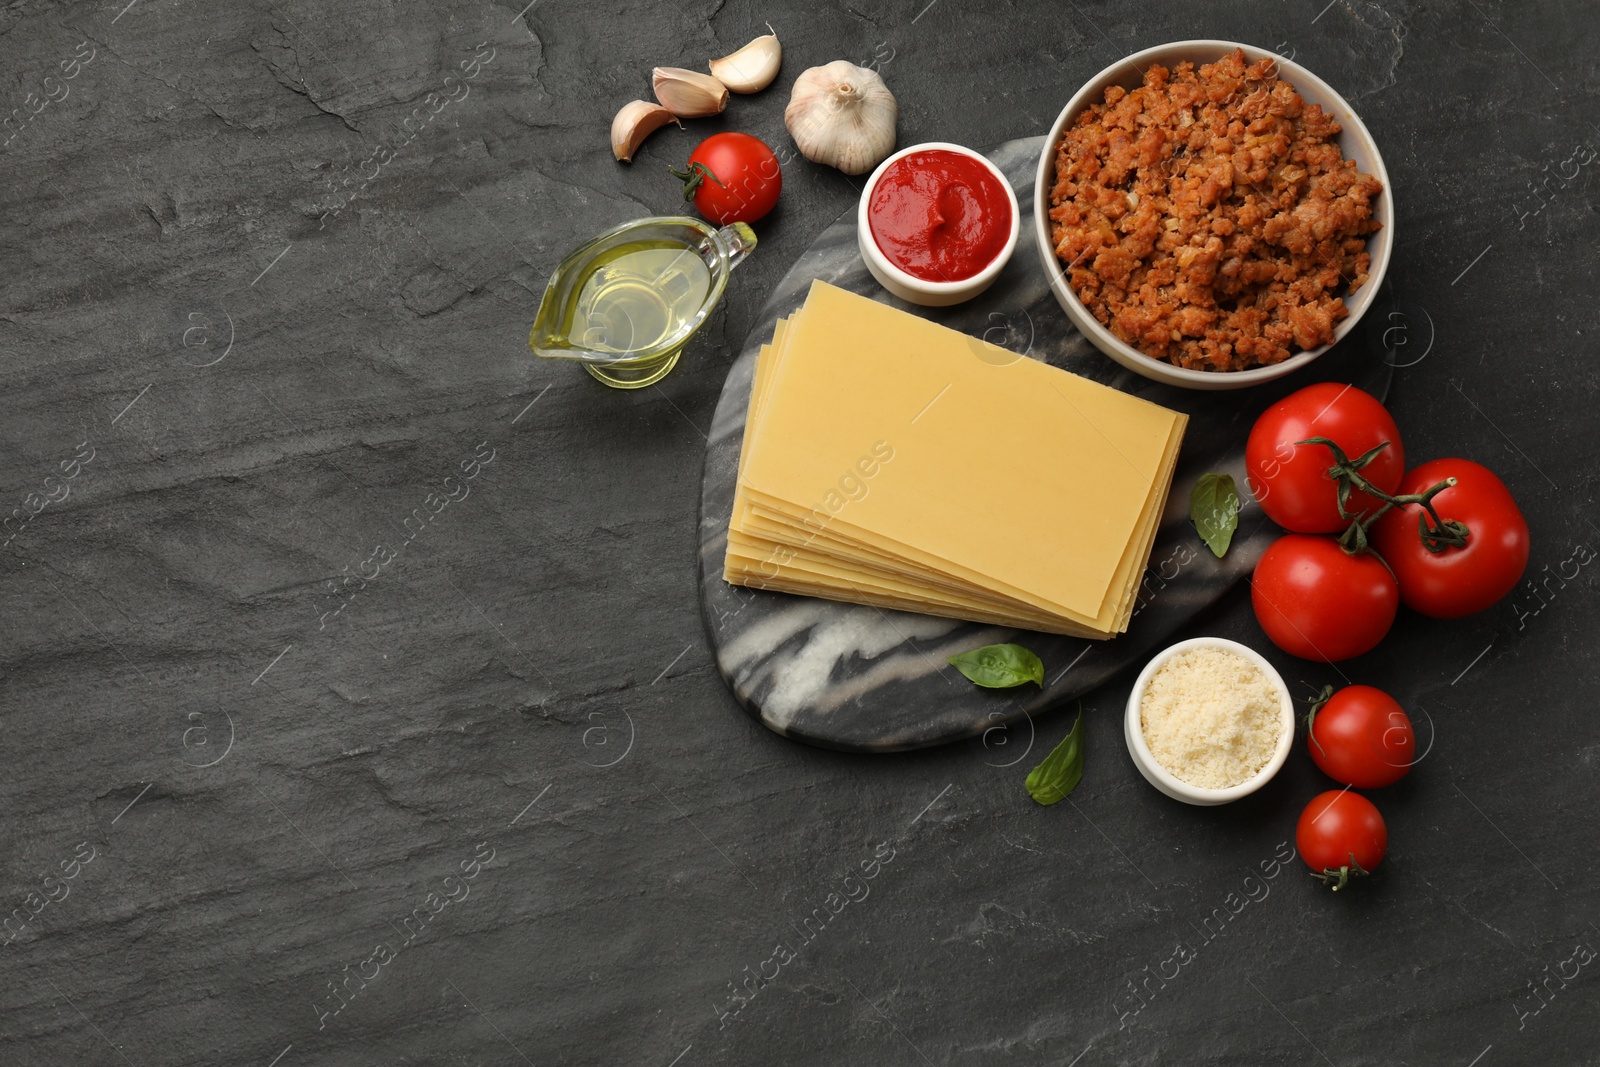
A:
[696,136,1390,753]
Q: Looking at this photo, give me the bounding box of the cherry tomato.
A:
[1246,383,1405,533]
[1296,790,1387,890]
[672,133,782,225]
[1251,535,1398,661]
[1371,459,1530,619]
[1306,685,1414,788]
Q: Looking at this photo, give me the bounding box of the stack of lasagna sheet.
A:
[724,281,1187,639]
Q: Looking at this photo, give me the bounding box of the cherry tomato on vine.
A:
[1251,534,1398,662]
[1245,383,1405,533]
[1306,685,1414,788]
[1296,790,1387,891]
[1371,459,1530,619]
[670,133,782,225]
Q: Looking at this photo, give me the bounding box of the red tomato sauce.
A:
[867,149,1012,282]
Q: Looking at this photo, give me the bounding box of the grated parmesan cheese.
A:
[1140,646,1283,789]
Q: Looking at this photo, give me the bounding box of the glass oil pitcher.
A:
[529,216,756,389]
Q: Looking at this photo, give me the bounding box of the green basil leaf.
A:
[1190,472,1240,558]
[1026,707,1084,806]
[948,643,1044,689]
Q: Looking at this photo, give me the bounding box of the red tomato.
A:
[1251,535,1398,661]
[1371,459,1530,618]
[673,133,782,225]
[1296,790,1388,890]
[1306,685,1414,788]
[1246,383,1405,533]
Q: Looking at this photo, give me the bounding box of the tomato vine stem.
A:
[1310,853,1370,892]
[1298,436,1471,559]
[667,161,726,201]
[1303,684,1334,758]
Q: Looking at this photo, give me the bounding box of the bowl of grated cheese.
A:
[1125,637,1294,805]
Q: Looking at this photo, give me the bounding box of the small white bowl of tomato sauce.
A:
[857,142,1020,307]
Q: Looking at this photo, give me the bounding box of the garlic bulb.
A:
[611,100,680,162]
[784,61,897,175]
[652,67,729,118]
[709,26,781,94]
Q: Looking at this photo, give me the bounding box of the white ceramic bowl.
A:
[859,142,1021,307]
[1033,41,1394,390]
[1124,636,1294,806]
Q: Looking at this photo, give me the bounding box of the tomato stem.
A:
[1299,437,1471,559]
[1303,684,1334,758]
[667,160,726,201]
[1310,854,1370,892]
[1299,436,1389,524]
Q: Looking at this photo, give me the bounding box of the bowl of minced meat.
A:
[1034,41,1393,390]
[1125,637,1294,805]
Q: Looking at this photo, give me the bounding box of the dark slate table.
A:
[2,2,1595,1064]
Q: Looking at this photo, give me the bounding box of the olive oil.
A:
[530,216,755,389]
[566,242,712,356]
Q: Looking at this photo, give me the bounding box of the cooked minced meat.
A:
[1048,49,1383,372]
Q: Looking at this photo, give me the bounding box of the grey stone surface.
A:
[1,1,1595,1065]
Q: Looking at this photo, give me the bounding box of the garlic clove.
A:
[652,66,729,118]
[784,60,897,175]
[611,100,680,163]
[709,25,781,94]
